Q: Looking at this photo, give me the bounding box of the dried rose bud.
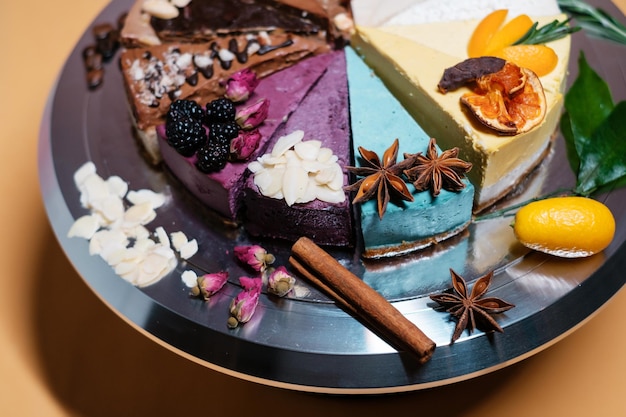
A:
[230,129,262,160]
[228,277,263,328]
[235,98,269,130]
[234,245,275,272]
[268,266,295,297]
[195,271,229,300]
[224,68,259,103]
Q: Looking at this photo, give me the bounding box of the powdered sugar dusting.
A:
[384,0,561,25]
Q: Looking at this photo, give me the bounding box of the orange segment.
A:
[467,9,508,58]
[491,44,558,77]
[484,14,534,55]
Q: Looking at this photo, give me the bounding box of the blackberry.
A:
[165,116,207,157]
[204,98,236,123]
[209,122,240,145]
[195,141,230,173]
[167,99,205,122]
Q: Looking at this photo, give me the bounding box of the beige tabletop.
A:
[2,0,626,415]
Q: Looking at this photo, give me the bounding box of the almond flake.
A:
[316,186,346,204]
[171,0,191,8]
[155,226,170,247]
[127,189,166,209]
[294,140,322,161]
[81,174,110,208]
[74,162,96,188]
[92,194,125,223]
[106,176,128,198]
[181,270,198,288]
[123,202,157,227]
[271,130,304,157]
[170,231,188,251]
[142,0,179,19]
[179,239,198,259]
[282,165,309,206]
[68,215,100,239]
[316,148,334,163]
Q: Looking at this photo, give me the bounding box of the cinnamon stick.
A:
[290,237,436,364]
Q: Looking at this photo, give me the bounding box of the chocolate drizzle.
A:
[127,31,296,108]
[258,38,294,55]
[228,39,249,64]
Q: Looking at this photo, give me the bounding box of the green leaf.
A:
[575,101,626,195]
[564,52,614,147]
[558,0,626,45]
[561,52,626,196]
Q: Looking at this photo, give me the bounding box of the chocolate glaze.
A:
[151,0,327,42]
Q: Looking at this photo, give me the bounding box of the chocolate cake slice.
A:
[157,52,335,221]
[120,31,329,163]
[150,0,325,41]
[242,50,353,246]
[118,0,352,163]
[121,0,353,47]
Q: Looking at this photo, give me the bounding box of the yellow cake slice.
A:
[351,14,571,212]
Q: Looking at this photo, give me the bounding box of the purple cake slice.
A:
[157,53,334,221]
[243,50,353,246]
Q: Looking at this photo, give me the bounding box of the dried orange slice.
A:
[461,62,546,134]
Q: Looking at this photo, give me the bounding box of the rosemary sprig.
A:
[514,19,581,45]
[558,0,626,45]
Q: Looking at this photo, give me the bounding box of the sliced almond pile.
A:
[68,161,198,287]
[248,130,346,206]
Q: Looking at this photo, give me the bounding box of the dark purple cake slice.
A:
[242,50,353,246]
[157,53,334,221]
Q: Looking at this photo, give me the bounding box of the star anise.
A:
[430,269,515,343]
[403,138,472,197]
[345,139,416,219]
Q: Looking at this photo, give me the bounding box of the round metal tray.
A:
[38,0,626,393]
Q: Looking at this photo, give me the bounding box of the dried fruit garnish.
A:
[345,139,416,219]
[460,62,547,134]
[438,57,506,93]
[430,269,515,343]
[403,138,472,197]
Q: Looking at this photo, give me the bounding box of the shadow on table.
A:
[30,222,524,417]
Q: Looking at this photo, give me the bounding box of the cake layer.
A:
[149,0,326,42]
[121,0,353,47]
[157,53,334,221]
[120,32,329,162]
[352,13,570,211]
[345,47,474,258]
[243,50,353,246]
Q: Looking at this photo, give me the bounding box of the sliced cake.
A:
[345,47,474,258]
[242,50,353,246]
[119,0,355,163]
[121,0,352,47]
[120,32,330,163]
[157,53,334,221]
[350,1,571,211]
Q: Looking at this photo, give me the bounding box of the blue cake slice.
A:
[345,47,474,258]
